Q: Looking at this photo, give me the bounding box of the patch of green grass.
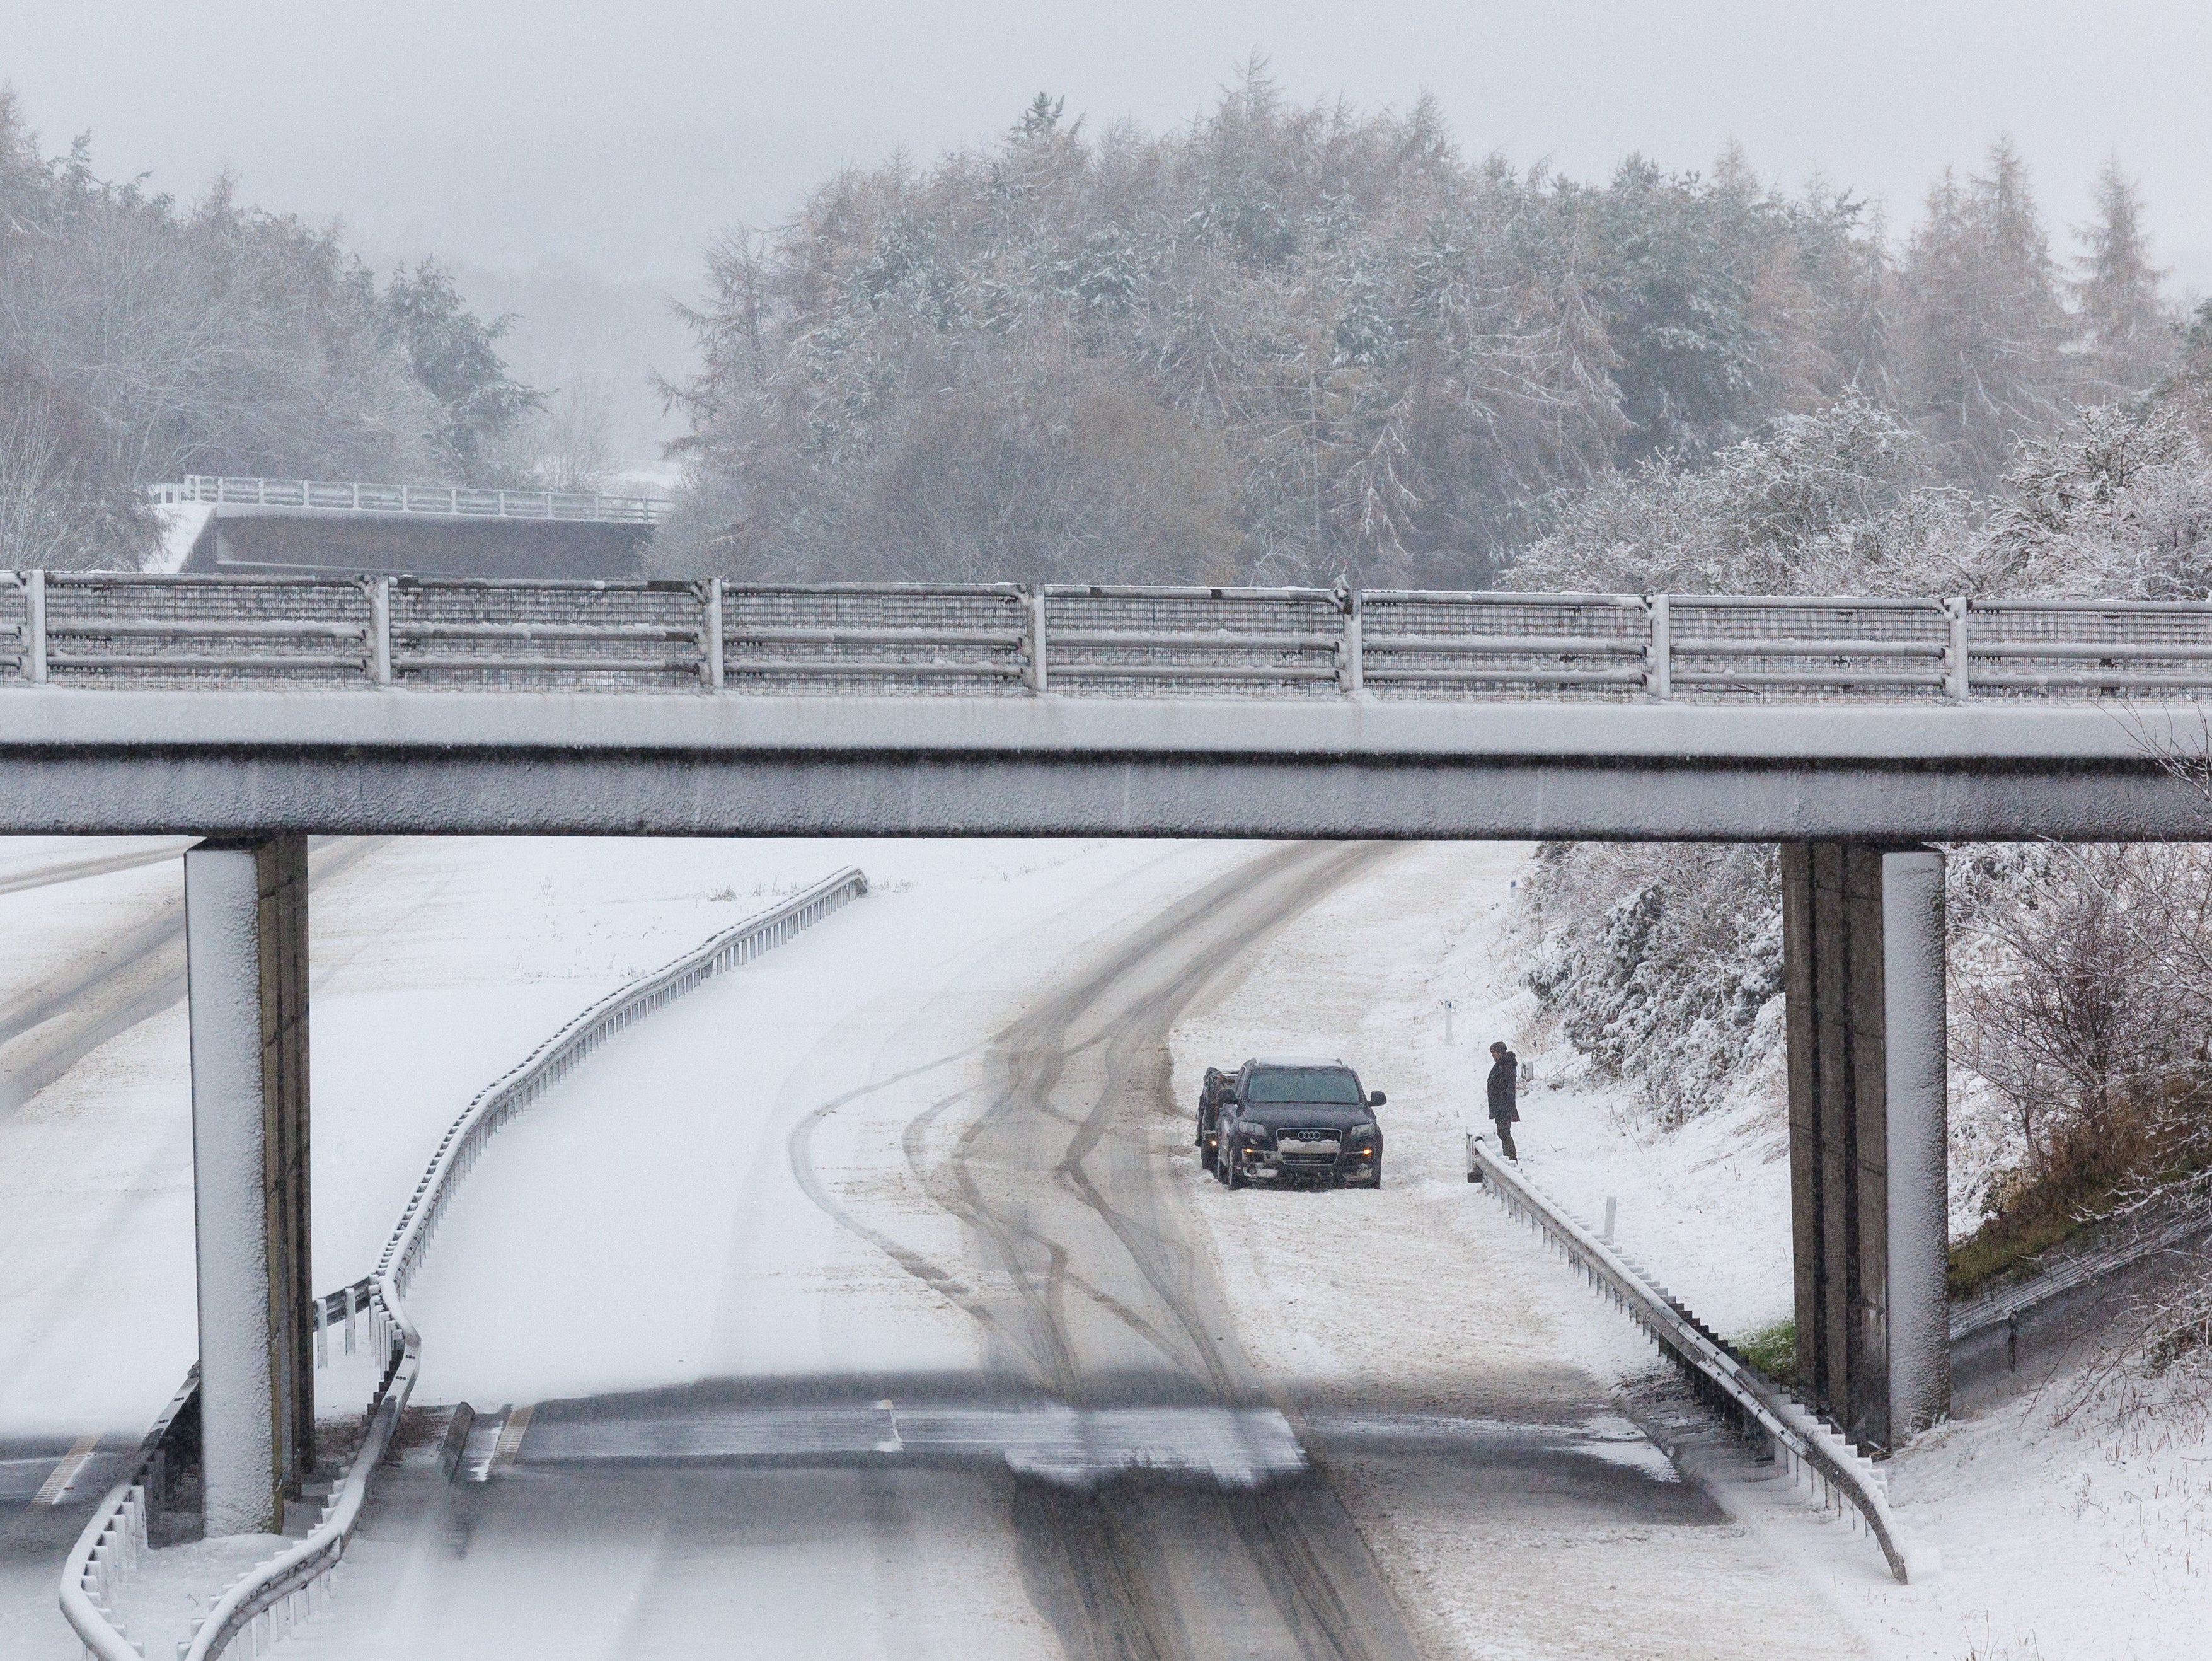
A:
[1734,1317,1796,1388]
[1945,1125,2142,1301]
[1947,1190,2108,1302]
[1949,1084,2212,1304]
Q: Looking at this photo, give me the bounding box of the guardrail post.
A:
[1645,593,1671,699]
[368,577,393,686]
[1025,584,1049,693]
[701,577,725,690]
[26,569,46,684]
[1337,587,1362,694]
[1945,598,1969,701]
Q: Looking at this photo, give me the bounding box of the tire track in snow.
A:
[933,841,1415,1661]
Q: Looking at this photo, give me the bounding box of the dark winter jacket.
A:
[1486,1051,1519,1123]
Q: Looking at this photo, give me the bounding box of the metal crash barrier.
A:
[1466,1135,1934,1585]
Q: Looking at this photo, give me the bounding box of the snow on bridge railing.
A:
[1466,1135,1935,1585]
[10,572,2212,699]
[149,475,671,527]
[60,869,868,1661]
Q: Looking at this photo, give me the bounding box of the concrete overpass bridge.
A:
[153,475,667,579]
[10,571,2212,1638]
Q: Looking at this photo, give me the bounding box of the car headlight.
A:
[1345,1123,1379,1143]
[1243,1126,1274,1147]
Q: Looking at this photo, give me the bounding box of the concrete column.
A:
[1783,841,1951,1452]
[187,836,312,1536]
[1883,848,1952,1438]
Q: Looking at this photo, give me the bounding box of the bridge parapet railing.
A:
[14,573,2212,700]
[394,576,710,688]
[33,570,374,685]
[1040,584,1349,695]
[152,476,671,527]
[1360,590,1649,695]
[1965,597,2212,695]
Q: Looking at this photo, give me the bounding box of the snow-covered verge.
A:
[149,502,213,572]
[1169,840,2212,1661]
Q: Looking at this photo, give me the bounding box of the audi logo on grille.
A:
[1294,1130,1327,1141]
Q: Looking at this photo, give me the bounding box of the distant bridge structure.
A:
[153,475,669,578]
[12,570,2212,1519]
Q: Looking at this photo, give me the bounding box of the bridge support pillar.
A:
[186,835,313,1536]
[1781,842,1950,1453]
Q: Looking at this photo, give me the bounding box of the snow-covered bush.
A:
[1978,403,2212,599]
[1506,396,1977,596]
[1519,842,1783,1125]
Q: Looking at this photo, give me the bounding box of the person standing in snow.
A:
[1486,1040,1521,1160]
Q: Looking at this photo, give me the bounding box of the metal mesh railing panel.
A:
[0,576,25,679]
[40,574,371,685]
[1967,599,2212,694]
[1668,597,1951,698]
[723,586,1027,693]
[1043,587,1344,696]
[1363,592,1648,698]
[391,578,706,688]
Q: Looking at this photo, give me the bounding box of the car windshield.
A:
[1245,1067,1362,1104]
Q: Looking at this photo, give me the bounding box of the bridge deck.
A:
[6,576,2210,838]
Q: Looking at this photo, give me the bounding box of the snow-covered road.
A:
[237,838,1865,1661]
[2,833,1906,1661]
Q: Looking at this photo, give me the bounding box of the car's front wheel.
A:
[1226,1147,1248,1190]
[1201,1140,1216,1175]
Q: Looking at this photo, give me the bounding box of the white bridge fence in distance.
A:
[149,476,671,527]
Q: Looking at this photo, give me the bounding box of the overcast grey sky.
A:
[6,0,2209,293]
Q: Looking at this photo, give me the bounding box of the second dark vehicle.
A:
[1199,1056,1386,1191]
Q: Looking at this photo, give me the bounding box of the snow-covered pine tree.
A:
[1898,141,2075,488]
[2073,159,2177,395]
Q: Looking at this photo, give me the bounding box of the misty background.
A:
[6,1,2209,472]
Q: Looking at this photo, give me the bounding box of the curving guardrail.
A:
[62,868,868,1660]
[151,476,670,527]
[1466,1136,1935,1584]
[14,571,2212,700]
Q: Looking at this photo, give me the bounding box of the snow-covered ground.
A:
[400,836,1255,1405]
[1165,838,2212,1661]
[149,501,212,572]
[1168,842,1874,1658]
[7,831,2208,1660]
